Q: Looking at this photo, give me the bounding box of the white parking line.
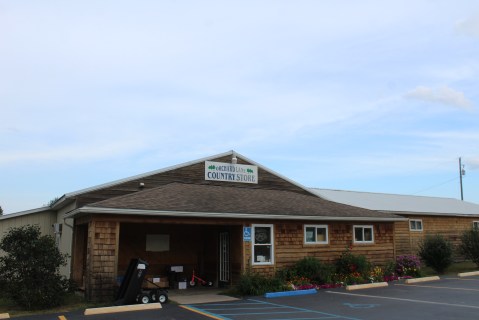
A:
[326,291,479,310]
[443,277,479,281]
[184,299,363,320]
[395,283,479,291]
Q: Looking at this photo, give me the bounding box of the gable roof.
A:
[53,150,317,210]
[311,188,479,216]
[66,182,404,221]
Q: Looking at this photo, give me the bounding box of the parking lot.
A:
[182,276,479,320]
[11,275,479,320]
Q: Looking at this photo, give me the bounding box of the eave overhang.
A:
[65,206,407,222]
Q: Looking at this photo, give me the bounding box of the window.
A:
[353,225,374,243]
[473,221,479,229]
[252,224,274,265]
[304,225,329,244]
[409,219,423,231]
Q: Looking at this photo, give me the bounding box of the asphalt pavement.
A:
[8,275,479,320]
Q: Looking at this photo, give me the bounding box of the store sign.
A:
[205,161,258,184]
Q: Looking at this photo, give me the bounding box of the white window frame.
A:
[252,224,274,265]
[304,225,329,244]
[473,221,479,229]
[409,219,423,232]
[353,225,374,244]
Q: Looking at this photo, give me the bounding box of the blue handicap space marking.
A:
[184,298,363,320]
[343,303,380,309]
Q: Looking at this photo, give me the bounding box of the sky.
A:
[1,1,479,214]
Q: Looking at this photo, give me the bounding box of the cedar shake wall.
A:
[395,215,479,259]
[276,222,394,267]
[75,155,310,207]
[245,221,395,278]
[86,220,119,302]
[83,216,395,301]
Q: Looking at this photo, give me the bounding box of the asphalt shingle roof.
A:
[89,182,401,220]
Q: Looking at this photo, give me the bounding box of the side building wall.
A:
[395,215,479,259]
[0,210,57,256]
[244,221,395,277]
[56,202,77,278]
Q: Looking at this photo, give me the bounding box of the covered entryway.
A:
[71,216,244,301]
[117,222,243,289]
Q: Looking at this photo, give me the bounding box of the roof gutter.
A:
[65,206,407,222]
[379,210,479,217]
[0,206,52,220]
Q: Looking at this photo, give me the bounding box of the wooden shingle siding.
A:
[247,221,395,277]
[395,215,478,259]
[86,220,119,302]
[76,155,310,207]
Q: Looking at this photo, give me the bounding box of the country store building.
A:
[1,151,479,301]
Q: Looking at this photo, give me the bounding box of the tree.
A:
[43,197,60,207]
[418,234,453,274]
[460,228,479,268]
[0,225,69,310]
[0,205,3,215]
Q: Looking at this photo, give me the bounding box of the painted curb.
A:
[346,282,388,291]
[0,313,10,319]
[458,271,479,277]
[264,289,317,298]
[405,276,440,284]
[84,303,162,315]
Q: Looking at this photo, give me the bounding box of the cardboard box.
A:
[170,265,184,272]
[145,276,169,289]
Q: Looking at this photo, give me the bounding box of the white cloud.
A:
[0,140,145,165]
[466,158,479,170]
[405,85,474,110]
[456,13,479,38]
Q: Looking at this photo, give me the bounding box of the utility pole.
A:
[459,157,465,200]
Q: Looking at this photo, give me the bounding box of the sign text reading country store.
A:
[205,161,258,184]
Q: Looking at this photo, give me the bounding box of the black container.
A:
[115,258,149,305]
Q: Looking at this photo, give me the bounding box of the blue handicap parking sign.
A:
[243,227,251,241]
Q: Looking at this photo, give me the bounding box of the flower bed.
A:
[237,252,423,297]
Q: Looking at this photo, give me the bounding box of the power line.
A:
[412,176,459,195]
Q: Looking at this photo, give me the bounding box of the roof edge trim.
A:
[62,150,235,198]
[65,206,407,222]
[61,150,320,202]
[0,206,53,220]
[379,210,479,217]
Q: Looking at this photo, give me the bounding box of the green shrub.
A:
[460,228,479,267]
[0,225,70,310]
[293,257,322,278]
[383,261,396,277]
[235,271,287,296]
[275,267,297,282]
[418,234,453,274]
[290,256,334,284]
[315,263,335,284]
[335,249,370,276]
[332,248,371,285]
